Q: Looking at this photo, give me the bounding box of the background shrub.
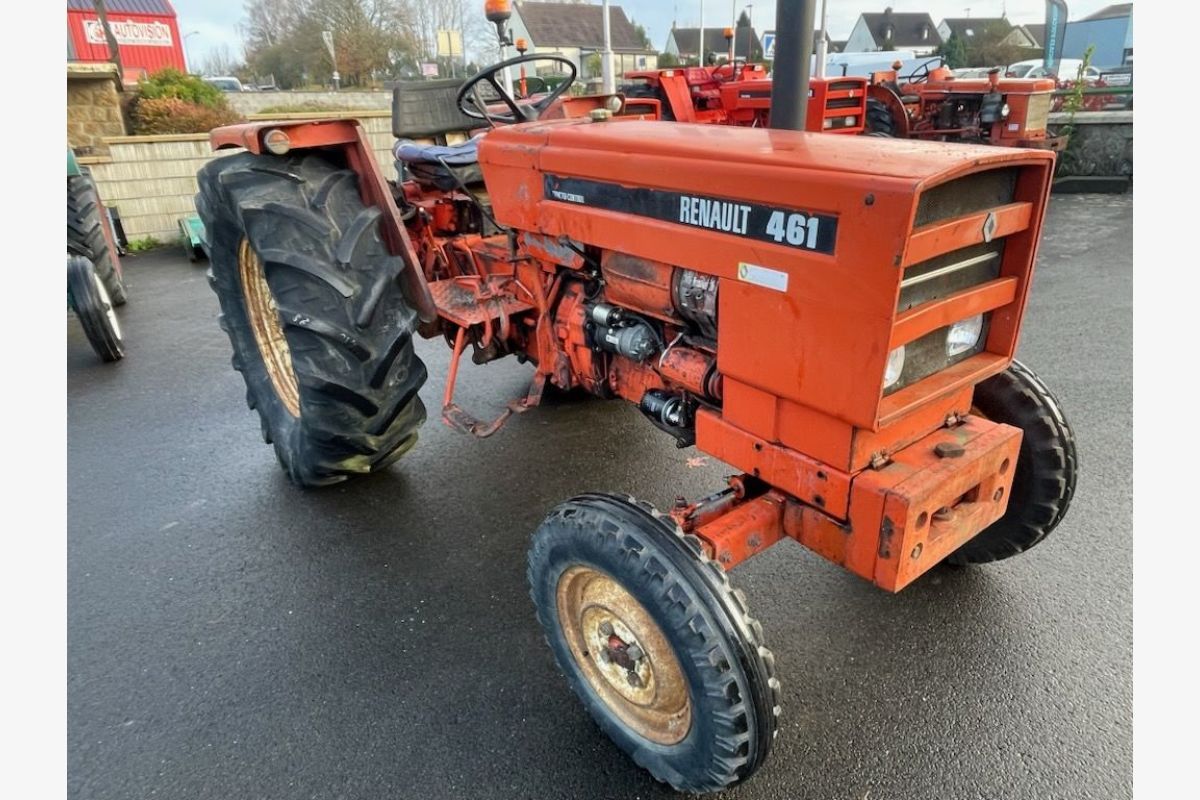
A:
[138,68,226,107]
[133,97,244,135]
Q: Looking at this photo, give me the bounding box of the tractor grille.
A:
[886,242,1004,394]
[1025,93,1051,132]
[885,167,1024,396]
[898,241,1005,312]
[914,168,1017,227]
[888,317,993,395]
[826,97,863,110]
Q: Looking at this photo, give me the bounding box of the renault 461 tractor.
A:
[194,3,1076,791]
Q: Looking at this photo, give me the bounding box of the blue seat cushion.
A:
[392,137,480,167]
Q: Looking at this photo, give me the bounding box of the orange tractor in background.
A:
[865,59,1067,149]
[620,56,1065,150]
[621,62,870,133]
[193,1,1076,792]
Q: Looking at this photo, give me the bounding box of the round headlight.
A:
[947,314,984,357]
[1000,103,1011,119]
[262,128,291,155]
[883,345,906,389]
[606,95,623,113]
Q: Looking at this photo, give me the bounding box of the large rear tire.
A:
[68,173,127,306]
[865,96,897,137]
[948,361,1077,564]
[528,494,780,793]
[195,152,428,488]
[68,254,124,362]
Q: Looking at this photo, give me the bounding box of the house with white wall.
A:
[506,1,656,81]
[844,8,942,55]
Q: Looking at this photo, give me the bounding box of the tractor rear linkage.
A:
[195,1,1078,792]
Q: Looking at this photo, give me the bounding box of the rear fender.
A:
[210,120,437,325]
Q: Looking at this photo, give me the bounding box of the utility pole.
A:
[699,0,705,65]
[602,0,615,92]
[814,0,828,78]
[730,0,737,62]
[91,0,123,84]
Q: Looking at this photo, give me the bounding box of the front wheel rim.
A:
[556,565,692,745]
[90,269,121,340]
[238,237,300,417]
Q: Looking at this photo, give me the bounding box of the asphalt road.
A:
[68,193,1132,800]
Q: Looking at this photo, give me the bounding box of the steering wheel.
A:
[457,54,577,124]
[903,57,941,84]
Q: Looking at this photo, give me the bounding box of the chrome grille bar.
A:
[901,251,1001,290]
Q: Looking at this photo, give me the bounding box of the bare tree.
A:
[201,44,245,77]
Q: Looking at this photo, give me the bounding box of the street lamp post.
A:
[601,0,614,93]
[182,30,199,74]
[814,0,828,78]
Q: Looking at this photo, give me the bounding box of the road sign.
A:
[437,29,463,58]
[421,62,439,77]
[762,31,775,60]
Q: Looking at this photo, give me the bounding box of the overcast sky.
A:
[173,0,1121,69]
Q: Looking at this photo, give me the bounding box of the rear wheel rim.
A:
[238,238,300,417]
[556,565,692,745]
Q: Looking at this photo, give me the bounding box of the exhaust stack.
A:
[769,1,817,131]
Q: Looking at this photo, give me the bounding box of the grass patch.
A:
[127,236,162,253]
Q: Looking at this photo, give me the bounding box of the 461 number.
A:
[765,211,820,249]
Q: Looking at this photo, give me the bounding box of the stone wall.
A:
[67,63,128,155]
[1048,110,1133,179]
[77,112,396,243]
[225,90,393,115]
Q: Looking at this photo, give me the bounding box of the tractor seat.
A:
[393,137,480,167]
[393,138,482,190]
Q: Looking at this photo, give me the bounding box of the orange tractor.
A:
[866,59,1067,149]
[621,57,1064,151]
[194,1,1076,791]
[620,62,870,133]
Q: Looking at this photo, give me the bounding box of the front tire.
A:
[528,494,780,793]
[949,361,1077,564]
[195,152,428,488]
[68,254,124,362]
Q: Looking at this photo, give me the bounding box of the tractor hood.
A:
[479,118,1054,432]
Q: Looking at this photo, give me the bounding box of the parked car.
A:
[204,76,247,92]
[1007,58,1100,82]
[953,66,1004,79]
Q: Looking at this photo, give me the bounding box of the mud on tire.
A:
[528,494,780,793]
[948,360,1077,564]
[195,152,428,488]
